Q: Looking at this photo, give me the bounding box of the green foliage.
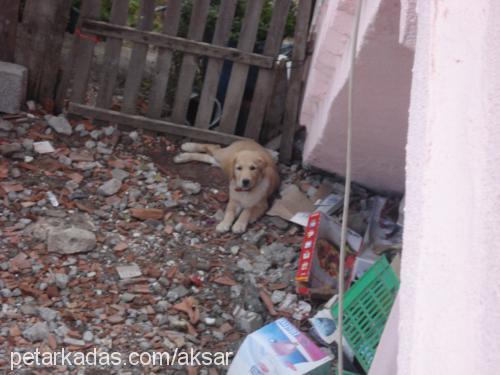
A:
[95,0,296,44]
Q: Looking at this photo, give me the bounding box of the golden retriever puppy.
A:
[174,140,279,233]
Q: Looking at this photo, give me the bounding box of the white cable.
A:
[338,0,363,374]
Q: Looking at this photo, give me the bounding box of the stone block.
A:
[0,61,28,114]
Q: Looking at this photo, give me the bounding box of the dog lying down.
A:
[174,140,279,233]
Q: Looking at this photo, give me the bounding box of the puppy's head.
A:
[232,150,267,191]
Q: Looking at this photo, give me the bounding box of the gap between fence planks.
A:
[69,102,244,145]
[83,20,274,69]
[171,0,210,125]
[194,0,238,129]
[280,0,314,163]
[147,0,183,119]
[96,0,129,110]
[59,0,102,110]
[245,0,292,140]
[218,0,266,135]
[121,0,155,114]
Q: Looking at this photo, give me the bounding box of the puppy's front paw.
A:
[181,142,198,152]
[216,221,232,233]
[231,221,247,234]
[173,153,188,163]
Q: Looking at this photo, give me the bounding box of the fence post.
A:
[0,0,20,62]
[15,0,71,110]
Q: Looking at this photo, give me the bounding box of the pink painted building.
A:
[302,0,500,374]
[301,0,414,192]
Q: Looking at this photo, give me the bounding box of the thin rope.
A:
[338,1,363,374]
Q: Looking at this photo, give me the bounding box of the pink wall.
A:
[300,0,414,192]
[399,0,500,373]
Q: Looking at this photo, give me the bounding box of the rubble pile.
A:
[0,105,402,374]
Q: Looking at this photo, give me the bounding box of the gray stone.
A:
[166,285,189,302]
[0,142,22,155]
[121,293,137,303]
[23,322,49,342]
[90,130,102,140]
[83,331,94,342]
[97,179,122,196]
[242,229,266,245]
[22,139,33,151]
[75,123,85,132]
[54,273,69,289]
[180,180,201,195]
[111,168,129,181]
[0,119,13,131]
[103,126,116,136]
[0,61,27,114]
[0,288,11,298]
[261,243,297,265]
[271,290,287,304]
[37,307,58,321]
[20,304,37,316]
[47,115,72,135]
[64,337,85,346]
[237,258,253,273]
[85,140,96,149]
[47,227,96,254]
[233,306,263,333]
[11,167,21,178]
[129,131,139,141]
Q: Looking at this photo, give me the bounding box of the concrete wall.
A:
[300,0,414,192]
[399,0,500,373]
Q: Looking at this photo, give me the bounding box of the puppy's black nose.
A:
[242,179,250,187]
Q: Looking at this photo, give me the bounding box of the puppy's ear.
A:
[221,155,236,179]
[254,156,267,170]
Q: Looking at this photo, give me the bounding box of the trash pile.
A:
[0,103,403,374]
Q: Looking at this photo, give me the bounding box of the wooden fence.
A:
[1,0,314,161]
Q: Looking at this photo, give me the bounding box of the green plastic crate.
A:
[331,256,399,372]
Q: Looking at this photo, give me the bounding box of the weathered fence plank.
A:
[96,0,129,109]
[0,0,20,62]
[245,0,292,139]
[280,0,313,162]
[147,0,183,119]
[70,103,243,145]
[171,0,210,124]
[218,0,266,134]
[122,0,155,114]
[66,0,102,106]
[83,20,273,69]
[194,0,238,129]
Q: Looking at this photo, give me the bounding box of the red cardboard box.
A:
[295,212,363,296]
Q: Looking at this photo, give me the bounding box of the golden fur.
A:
[174,140,279,233]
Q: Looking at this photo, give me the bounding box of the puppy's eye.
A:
[236,166,242,171]
[249,166,256,171]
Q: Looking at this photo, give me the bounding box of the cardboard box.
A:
[295,212,363,296]
[228,318,332,375]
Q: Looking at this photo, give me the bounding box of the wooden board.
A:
[0,0,20,62]
[280,0,313,163]
[245,0,292,139]
[83,20,274,69]
[60,0,102,109]
[171,0,210,124]
[95,0,129,109]
[121,0,155,114]
[69,102,244,145]
[194,0,238,129]
[147,0,183,119]
[218,0,266,134]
